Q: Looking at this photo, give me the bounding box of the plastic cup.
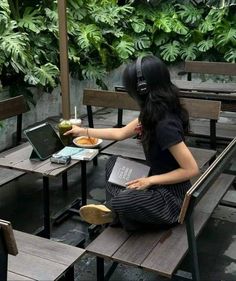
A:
[69,118,82,126]
[58,120,72,146]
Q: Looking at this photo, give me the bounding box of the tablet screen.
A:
[24,123,65,160]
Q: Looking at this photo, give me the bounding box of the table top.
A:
[0,142,80,177]
[173,79,236,94]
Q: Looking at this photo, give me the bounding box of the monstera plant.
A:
[0,0,236,100]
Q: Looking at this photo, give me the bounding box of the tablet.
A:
[24,122,65,160]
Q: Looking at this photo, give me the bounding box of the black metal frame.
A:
[0,228,7,281]
[38,161,88,239]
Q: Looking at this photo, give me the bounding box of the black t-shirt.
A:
[145,113,184,175]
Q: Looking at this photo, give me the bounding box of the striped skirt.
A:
[105,155,191,231]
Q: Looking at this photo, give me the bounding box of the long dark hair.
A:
[122,55,189,149]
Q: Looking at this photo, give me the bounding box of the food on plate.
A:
[76,137,98,145]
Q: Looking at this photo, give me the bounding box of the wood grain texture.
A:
[184,60,236,76]
[0,96,27,121]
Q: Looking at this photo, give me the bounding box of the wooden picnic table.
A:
[0,142,90,239]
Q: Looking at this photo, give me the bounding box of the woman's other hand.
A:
[126,177,151,190]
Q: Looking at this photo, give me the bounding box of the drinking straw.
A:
[74,106,77,120]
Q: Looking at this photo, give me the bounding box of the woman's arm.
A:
[64,118,139,141]
[126,142,200,190]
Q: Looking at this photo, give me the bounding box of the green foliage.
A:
[0,0,236,99]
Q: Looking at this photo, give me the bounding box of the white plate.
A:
[73,136,103,148]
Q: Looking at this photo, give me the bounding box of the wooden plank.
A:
[8,251,67,281]
[196,174,235,213]
[102,139,145,161]
[14,230,85,266]
[84,89,221,120]
[174,79,236,93]
[141,211,209,278]
[83,89,140,111]
[112,229,168,267]
[184,61,236,76]
[8,271,35,280]
[0,96,27,121]
[86,227,131,258]
[221,189,236,207]
[0,168,25,186]
[101,139,216,170]
[180,98,221,120]
[188,147,216,169]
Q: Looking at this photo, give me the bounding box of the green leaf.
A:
[171,18,189,35]
[81,64,106,81]
[113,36,135,59]
[28,63,59,87]
[130,17,146,33]
[160,41,180,62]
[224,49,236,62]
[199,18,215,33]
[0,0,10,26]
[88,2,133,27]
[18,7,45,33]
[154,14,172,33]
[180,43,198,60]
[0,22,32,72]
[76,24,103,50]
[134,34,151,50]
[197,39,214,52]
[176,2,203,24]
[153,33,169,46]
[215,25,236,47]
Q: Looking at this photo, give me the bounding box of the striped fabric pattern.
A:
[105,155,191,231]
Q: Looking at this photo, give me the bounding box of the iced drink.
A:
[58,120,72,146]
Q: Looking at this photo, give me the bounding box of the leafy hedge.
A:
[0,0,236,96]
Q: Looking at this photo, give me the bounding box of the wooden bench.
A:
[184,60,236,81]
[0,96,28,186]
[83,88,220,154]
[86,138,236,281]
[0,219,85,281]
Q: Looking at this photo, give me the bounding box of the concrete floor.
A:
[1,109,236,281]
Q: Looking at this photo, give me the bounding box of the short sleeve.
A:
[156,117,184,151]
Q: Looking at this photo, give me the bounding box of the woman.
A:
[64,55,199,231]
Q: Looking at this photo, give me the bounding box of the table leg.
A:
[62,171,68,190]
[81,161,87,206]
[43,176,51,239]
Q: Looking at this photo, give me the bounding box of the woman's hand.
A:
[63,125,84,137]
[126,177,151,190]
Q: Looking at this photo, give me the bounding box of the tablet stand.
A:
[30,149,41,161]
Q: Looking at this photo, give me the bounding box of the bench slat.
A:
[8,251,67,281]
[86,227,131,258]
[141,211,208,278]
[112,229,168,267]
[14,230,85,267]
[0,96,27,121]
[181,98,221,120]
[8,271,35,280]
[101,139,216,170]
[195,174,235,214]
[184,61,236,76]
[83,89,139,111]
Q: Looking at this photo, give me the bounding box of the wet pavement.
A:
[0,108,236,281]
